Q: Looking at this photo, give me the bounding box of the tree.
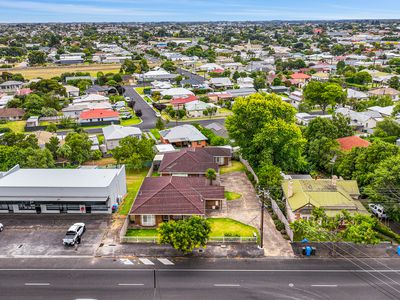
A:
[161,60,176,72]
[373,118,400,142]
[257,164,283,199]
[388,76,400,90]
[30,79,66,96]
[46,123,58,133]
[303,81,346,114]
[58,132,92,164]
[205,168,217,185]
[365,154,400,221]
[23,94,44,116]
[45,136,60,160]
[28,50,46,65]
[254,76,266,90]
[156,118,165,130]
[226,93,296,168]
[111,136,155,169]
[158,216,211,254]
[307,137,340,171]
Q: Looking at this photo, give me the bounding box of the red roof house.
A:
[290,73,311,80]
[336,136,370,151]
[170,95,199,107]
[79,109,119,123]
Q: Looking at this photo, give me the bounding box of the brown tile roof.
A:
[159,148,219,174]
[130,176,224,215]
[336,136,370,151]
[0,108,25,118]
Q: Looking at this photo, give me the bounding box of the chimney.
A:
[287,180,293,198]
[331,175,338,187]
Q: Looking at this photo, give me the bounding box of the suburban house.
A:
[159,124,208,148]
[282,177,368,222]
[85,85,117,96]
[237,77,254,89]
[102,124,142,151]
[0,81,24,94]
[335,107,378,132]
[129,176,225,227]
[161,87,194,99]
[64,85,80,98]
[170,95,199,109]
[0,165,126,214]
[290,73,311,86]
[158,147,231,176]
[347,88,368,100]
[368,87,400,101]
[184,100,217,118]
[73,94,110,104]
[62,102,112,119]
[0,108,25,121]
[79,109,119,124]
[336,136,370,151]
[209,77,233,89]
[141,68,177,82]
[205,122,229,138]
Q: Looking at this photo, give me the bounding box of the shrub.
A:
[224,232,240,237]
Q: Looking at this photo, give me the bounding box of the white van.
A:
[368,204,388,219]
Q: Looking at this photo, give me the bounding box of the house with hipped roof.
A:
[282,177,368,222]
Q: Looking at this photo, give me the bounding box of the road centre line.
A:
[214,284,241,287]
[118,283,144,286]
[311,284,338,287]
[24,282,50,286]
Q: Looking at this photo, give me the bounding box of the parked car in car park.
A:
[368,203,388,219]
[62,223,86,246]
[0,223,3,232]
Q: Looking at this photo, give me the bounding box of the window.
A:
[141,215,156,226]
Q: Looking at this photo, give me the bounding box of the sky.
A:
[0,0,400,23]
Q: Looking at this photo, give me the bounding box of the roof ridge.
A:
[170,179,204,214]
[132,178,172,212]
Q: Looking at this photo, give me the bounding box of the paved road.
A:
[123,85,157,130]
[1,257,400,300]
[177,67,206,85]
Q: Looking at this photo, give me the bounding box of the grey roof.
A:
[0,81,24,86]
[226,87,257,97]
[0,167,122,188]
[102,124,142,141]
[159,125,207,143]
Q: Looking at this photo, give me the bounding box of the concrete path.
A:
[218,172,294,257]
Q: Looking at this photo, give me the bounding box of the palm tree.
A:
[205,168,217,186]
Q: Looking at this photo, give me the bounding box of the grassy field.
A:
[224,191,242,201]
[7,64,121,80]
[150,128,161,139]
[208,218,258,237]
[126,228,158,237]
[0,121,26,133]
[118,168,148,215]
[220,161,246,174]
[120,116,142,126]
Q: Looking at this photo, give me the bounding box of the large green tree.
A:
[111,136,154,170]
[158,216,211,254]
[303,81,346,114]
[58,132,92,164]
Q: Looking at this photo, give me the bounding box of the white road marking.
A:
[117,283,144,286]
[119,259,134,265]
[214,284,241,287]
[157,258,174,265]
[24,283,50,286]
[139,258,154,265]
[311,284,338,287]
[288,283,294,287]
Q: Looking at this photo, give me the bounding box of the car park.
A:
[368,203,388,219]
[62,223,86,246]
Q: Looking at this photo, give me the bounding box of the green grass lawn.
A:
[0,121,26,133]
[220,161,246,174]
[120,116,142,126]
[224,191,242,201]
[126,228,158,237]
[208,218,258,238]
[135,87,151,95]
[218,108,233,115]
[118,168,148,215]
[150,128,161,139]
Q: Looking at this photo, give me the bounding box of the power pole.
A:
[257,187,266,249]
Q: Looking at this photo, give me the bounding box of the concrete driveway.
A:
[0,215,109,257]
[218,172,294,257]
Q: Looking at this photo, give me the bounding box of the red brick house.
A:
[158,147,231,177]
[0,108,25,121]
[129,176,225,227]
[159,124,207,148]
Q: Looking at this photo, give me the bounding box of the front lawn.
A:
[0,121,26,133]
[220,161,246,174]
[224,191,242,201]
[118,168,148,215]
[126,228,158,237]
[135,87,151,95]
[120,116,141,126]
[208,218,258,238]
[150,128,161,139]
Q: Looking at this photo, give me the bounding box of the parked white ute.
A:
[0,223,3,232]
[62,223,86,246]
[368,204,388,219]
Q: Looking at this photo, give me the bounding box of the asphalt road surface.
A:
[1,257,400,300]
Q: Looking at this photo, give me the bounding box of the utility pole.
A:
[257,187,267,249]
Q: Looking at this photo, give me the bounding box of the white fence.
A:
[119,217,130,243]
[271,199,294,242]
[121,236,159,243]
